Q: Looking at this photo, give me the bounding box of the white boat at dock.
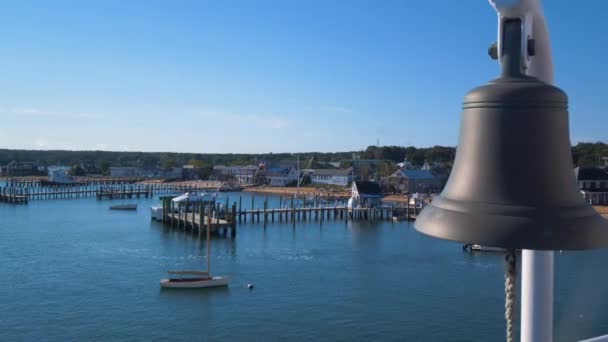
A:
[171,191,221,204]
[171,191,208,203]
[150,205,163,220]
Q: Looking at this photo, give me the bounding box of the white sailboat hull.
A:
[159,276,229,289]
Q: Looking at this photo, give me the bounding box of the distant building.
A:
[350,180,383,208]
[109,167,183,179]
[421,161,441,170]
[182,165,201,180]
[387,169,442,194]
[310,168,353,186]
[577,167,608,205]
[1,161,40,176]
[264,167,298,187]
[212,165,259,185]
[233,165,259,185]
[110,167,139,177]
[397,161,412,169]
[577,167,608,191]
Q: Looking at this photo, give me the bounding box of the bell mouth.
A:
[415,196,608,251]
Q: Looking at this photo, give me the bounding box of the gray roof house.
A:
[577,167,608,205]
[350,180,383,208]
[310,168,353,186]
[388,169,442,194]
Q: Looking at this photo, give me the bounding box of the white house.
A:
[310,168,353,186]
[265,167,298,186]
[233,165,259,185]
[349,180,383,208]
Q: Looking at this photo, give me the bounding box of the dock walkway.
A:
[0,183,216,204]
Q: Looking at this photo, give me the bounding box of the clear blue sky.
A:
[0,0,605,153]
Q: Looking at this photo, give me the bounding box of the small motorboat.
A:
[110,204,137,210]
[171,192,207,203]
[150,205,163,220]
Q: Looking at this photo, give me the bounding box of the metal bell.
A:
[414,20,608,250]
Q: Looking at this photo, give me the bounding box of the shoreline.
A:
[1,175,606,213]
[594,206,608,218]
[243,186,412,203]
[243,186,350,197]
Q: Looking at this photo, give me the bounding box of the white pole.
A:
[489,1,555,341]
[521,250,554,342]
[521,2,555,341]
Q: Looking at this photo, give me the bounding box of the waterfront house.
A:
[388,169,442,194]
[577,167,608,205]
[233,165,259,185]
[310,168,353,186]
[182,165,201,180]
[212,165,259,185]
[577,167,608,191]
[578,167,608,205]
[264,167,299,186]
[350,180,383,208]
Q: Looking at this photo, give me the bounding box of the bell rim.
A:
[414,196,608,251]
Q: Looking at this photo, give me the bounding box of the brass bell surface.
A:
[414,20,608,250]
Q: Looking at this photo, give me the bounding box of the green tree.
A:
[339,160,353,168]
[186,159,213,180]
[68,164,85,176]
[377,160,396,178]
[161,157,177,170]
[99,161,110,175]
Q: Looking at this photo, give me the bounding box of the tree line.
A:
[0,142,605,172]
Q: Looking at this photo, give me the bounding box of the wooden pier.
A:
[234,205,421,224]
[158,198,237,237]
[153,195,422,240]
[232,195,425,225]
[0,187,28,204]
[0,183,219,204]
[2,177,146,188]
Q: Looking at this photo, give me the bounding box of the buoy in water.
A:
[247,283,254,289]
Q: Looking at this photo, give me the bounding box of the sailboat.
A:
[160,213,229,289]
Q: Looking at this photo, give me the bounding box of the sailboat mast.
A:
[207,206,211,274]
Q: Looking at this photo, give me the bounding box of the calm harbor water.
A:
[2,191,608,341]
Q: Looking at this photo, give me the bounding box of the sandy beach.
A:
[594,206,608,218]
[243,186,350,197]
[138,179,222,187]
